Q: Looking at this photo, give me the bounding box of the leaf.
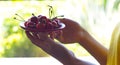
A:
[113,0,120,10]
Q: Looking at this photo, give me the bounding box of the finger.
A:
[37,32,49,41]
[59,18,79,27]
[31,32,39,39]
[25,31,34,40]
[49,32,54,39]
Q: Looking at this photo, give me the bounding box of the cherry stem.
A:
[52,15,64,20]
[15,14,25,21]
[56,15,64,17]
[48,5,54,19]
[14,17,24,21]
[32,13,35,16]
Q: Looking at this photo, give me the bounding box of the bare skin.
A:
[25,18,108,65]
[26,31,94,65]
[57,18,108,65]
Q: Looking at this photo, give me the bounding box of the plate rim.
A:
[20,22,65,32]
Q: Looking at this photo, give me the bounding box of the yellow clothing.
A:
[107,23,120,65]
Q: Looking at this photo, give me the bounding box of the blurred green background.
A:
[0,0,120,57]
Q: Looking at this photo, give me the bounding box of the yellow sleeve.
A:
[107,23,120,65]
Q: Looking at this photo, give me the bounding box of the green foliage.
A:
[1,11,48,57]
[103,0,107,10]
[0,1,62,57]
[113,0,120,10]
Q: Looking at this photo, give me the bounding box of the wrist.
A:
[78,29,90,43]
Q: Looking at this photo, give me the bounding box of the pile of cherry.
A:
[23,14,65,39]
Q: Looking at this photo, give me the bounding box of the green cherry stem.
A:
[48,5,54,19]
[14,17,24,22]
[15,13,25,21]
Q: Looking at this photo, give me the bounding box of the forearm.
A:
[36,39,76,65]
[78,31,108,65]
[36,39,94,65]
[26,31,76,65]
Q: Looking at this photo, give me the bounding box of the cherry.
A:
[45,22,54,29]
[38,15,42,17]
[30,16,38,23]
[24,21,29,27]
[51,20,59,28]
[47,19,51,23]
[17,5,65,39]
[27,22,36,28]
[36,23,46,30]
[38,16,48,24]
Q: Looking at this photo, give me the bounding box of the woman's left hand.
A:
[25,31,52,49]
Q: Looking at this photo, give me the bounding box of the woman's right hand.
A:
[56,18,87,44]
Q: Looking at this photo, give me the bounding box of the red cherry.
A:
[55,19,60,24]
[46,19,51,23]
[38,15,42,17]
[41,16,47,19]
[38,15,42,20]
[52,20,59,28]
[24,22,29,27]
[31,16,38,24]
[38,16,48,24]
[36,23,46,30]
[27,22,36,28]
[45,22,53,29]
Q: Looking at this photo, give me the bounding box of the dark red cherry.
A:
[31,16,38,23]
[39,16,48,24]
[38,15,42,17]
[52,20,59,28]
[27,22,36,28]
[24,21,29,27]
[41,16,47,19]
[36,23,46,30]
[45,22,53,29]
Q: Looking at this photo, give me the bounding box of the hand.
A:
[25,31,94,65]
[25,31,77,65]
[56,18,86,44]
[25,31,52,49]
